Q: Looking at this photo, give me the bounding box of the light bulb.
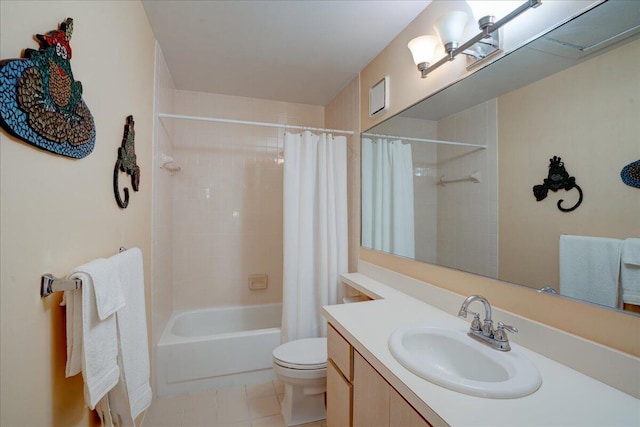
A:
[434,11,469,53]
[408,35,439,67]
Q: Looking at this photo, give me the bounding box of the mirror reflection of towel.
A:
[560,235,622,308]
[621,238,640,305]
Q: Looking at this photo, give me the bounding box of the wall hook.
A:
[160,153,181,175]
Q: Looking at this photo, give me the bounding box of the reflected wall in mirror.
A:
[361,1,640,315]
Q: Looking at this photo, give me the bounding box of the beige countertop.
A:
[322,273,640,427]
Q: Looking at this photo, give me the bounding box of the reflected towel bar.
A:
[40,247,127,297]
[438,171,481,186]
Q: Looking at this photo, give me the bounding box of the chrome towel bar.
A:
[40,247,127,297]
[41,274,82,297]
[438,171,481,186]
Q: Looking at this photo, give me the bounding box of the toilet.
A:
[272,337,328,426]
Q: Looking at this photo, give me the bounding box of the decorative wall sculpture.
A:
[114,115,140,209]
[533,156,583,212]
[621,160,640,189]
[0,18,95,158]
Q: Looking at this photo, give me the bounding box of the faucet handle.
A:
[495,321,518,341]
[494,322,518,351]
[468,311,482,332]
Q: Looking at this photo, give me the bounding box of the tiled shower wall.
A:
[171,91,324,310]
[437,100,498,278]
[152,45,175,352]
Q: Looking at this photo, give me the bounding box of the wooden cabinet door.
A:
[353,351,390,427]
[390,389,432,427]
[328,325,352,380]
[327,359,352,427]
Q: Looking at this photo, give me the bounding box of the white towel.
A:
[92,262,126,321]
[96,396,115,427]
[62,289,83,377]
[67,258,123,409]
[559,235,622,308]
[621,238,640,305]
[107,248,152,426]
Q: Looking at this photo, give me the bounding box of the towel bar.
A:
[41,274,82,297]
[40,247,127,297]
[438,171,481,186]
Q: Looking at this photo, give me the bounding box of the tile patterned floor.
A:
[143,380,327,427]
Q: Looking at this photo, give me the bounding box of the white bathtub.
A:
[157,303,282,397]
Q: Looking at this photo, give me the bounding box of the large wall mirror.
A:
[361,0,640,316]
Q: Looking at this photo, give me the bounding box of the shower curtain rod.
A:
[362,132,487,149]
[158,112,355,135]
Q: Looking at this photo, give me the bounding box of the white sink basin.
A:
[388,325,541,398]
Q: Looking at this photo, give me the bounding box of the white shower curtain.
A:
[282,131,348,343]
[361,138,415,258]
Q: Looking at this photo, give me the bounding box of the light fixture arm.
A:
[419,0,542,78]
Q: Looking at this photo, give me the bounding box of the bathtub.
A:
[157,303,282,397]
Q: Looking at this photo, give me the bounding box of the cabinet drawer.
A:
[328,324,352,380]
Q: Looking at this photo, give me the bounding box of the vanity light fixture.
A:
[409,0,542,78]
[468,1,523,30]
[464,1,522,64]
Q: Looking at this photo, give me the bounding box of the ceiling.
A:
[142,0,431,106]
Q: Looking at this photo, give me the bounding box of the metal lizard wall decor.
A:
[114,115,140,209]
[533,156,583,212]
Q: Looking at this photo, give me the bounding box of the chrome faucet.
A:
[458,295,518,351]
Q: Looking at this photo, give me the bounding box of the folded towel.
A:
[62,289,83,377]
[621,238,640,265]
[68,258,122,409]
[107,248,152,426]
[559,235,622,308]
[621,238,640,304]
[90,259,126,321]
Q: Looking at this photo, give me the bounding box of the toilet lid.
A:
[273,337,327,370]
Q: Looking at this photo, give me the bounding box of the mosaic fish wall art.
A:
[0,18,95,158]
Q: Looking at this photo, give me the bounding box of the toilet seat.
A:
[273,337,327,370]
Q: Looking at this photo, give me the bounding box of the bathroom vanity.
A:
[322,271,640,427]
[328,323,436,426]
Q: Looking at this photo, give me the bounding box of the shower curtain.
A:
[282,131,348,342]
[361,138,415,258]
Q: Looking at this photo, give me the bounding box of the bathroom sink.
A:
[388,325,541,398]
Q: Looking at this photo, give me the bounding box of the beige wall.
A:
[170,90,324,310]
[0,1,155,426]
[498,38,640,290]
[357,0,640,358]
[326,77,361,273]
